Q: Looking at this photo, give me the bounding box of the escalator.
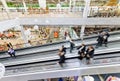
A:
[0,31,120,59]
[0,40,120,66]
[0,32,119,81]
[1,49,120,81]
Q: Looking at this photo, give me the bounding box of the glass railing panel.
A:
[28,73,120,81]
[0,26,120,52]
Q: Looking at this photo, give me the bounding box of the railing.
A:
[0,7,83,21]
[0,29,119,52]
[0,35,65,51]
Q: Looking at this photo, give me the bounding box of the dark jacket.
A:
[97,34,103,43]
[86,48,94,58]
[61,47,66,54]
[77,45,86,53]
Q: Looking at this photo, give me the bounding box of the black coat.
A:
[77,45,86,54]
[86,48,94,58]
[97,35,103,43]
[61,47,66,54]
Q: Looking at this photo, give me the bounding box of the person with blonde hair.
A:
[77,43,86,60]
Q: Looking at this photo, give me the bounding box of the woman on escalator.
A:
[77,44,86,60]
[8,47,16,58]
[85,45,94,64]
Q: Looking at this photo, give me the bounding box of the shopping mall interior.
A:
[0,0,120,81]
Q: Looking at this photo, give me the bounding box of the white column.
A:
[1,0,9,12]
[22,0,27,12]
[69,0,72,11]
[80,0,90,39]
[73,0,76,7]
[73,0,76,12]
[20,26,28,47]
[38,0,46,9]
[80,26,85,41]
[83,0,91,18]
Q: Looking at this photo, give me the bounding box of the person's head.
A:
[81,43,85,46]
[88,45,94,50]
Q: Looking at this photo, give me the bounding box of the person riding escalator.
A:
[58,45,66,64]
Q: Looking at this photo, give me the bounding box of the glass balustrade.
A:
[0,26,119,52]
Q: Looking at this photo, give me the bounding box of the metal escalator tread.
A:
[1,41,120,67]
[5,51,120,77]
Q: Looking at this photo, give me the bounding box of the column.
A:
[80,0,90,40]
[69,0,72,11]
[1,0,10,19]
[38,0,46,9]
[22,0,27,12]
[1,0,9,12]
[73,0,76,12]
[80,26,85,41]
[20,26,28,47]
[83,0,91,18]
[73,0,76,7]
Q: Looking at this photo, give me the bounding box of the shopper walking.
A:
[95,32,103,48]
[103,31,110,47]
[69,39,75,53]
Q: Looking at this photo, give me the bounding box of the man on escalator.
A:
[77,44,86,60]
[58,45,66,64]
[102,31,110,47]
[85,45,94,64]
[95,31,103,48]
[69,38,75,53]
